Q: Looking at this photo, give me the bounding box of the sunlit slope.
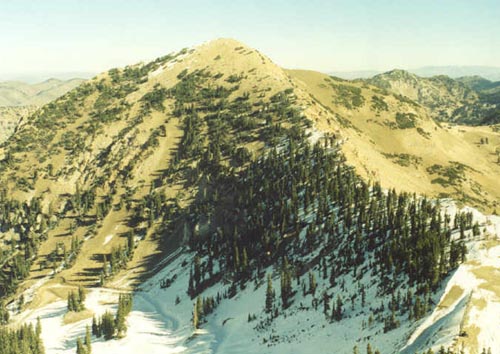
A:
[288,69,500,213]
[0,78,85,107]
[0,38,304,307]
[0,106,36,143]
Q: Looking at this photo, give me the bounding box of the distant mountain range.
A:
[330,65,500,81]
[363,69,500,125]
[0,77,86,143]
[0,71,96,84]
[0,78,86,106]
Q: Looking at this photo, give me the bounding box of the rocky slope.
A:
[364,70,500,125]
[0,106,36,143]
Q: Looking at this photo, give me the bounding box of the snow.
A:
[403,200,500,353]
[103,234,114,245]
[401,294,469,354]
[306,127,324,145]
[19,286,187,354]
[10,200,500,354]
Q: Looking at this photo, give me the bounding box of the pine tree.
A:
[76,337,85,354]
[36,317,42,337]
[115,295,128,337]
[85,325,92,354]
[308,271,317,296]
[193,299,200,329]
[101,311,115,340]
[194,256,201,287]
[196,296,203,324]
[92,315,98,336]
[367,343,373,354]
[78,286,86,304]
[332,295,343,321]
[265,273,274,313]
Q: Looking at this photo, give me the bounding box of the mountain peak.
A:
[379,68,418,79]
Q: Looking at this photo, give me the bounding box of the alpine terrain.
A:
[0,39,498,354]
[0,78,85,143]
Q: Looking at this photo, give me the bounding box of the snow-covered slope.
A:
[11,201,499,354]
[402,201,500,354]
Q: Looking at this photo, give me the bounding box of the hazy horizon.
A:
[1,0,499,80]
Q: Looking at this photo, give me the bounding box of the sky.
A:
[0,0,499,80]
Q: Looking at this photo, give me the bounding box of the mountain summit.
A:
[0,38,498,354]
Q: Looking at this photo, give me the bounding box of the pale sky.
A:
[0,0,499,80]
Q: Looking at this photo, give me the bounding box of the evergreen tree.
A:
[76,337,85,354]
[91,316,98,336]
[367,343,373,354]
[85,325,92,354]
[101,311,116,340]
[265,273,274,313]
[193,298,200,329]
[308,271,317,296]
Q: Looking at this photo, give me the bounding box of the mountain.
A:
[329,66,500,82]
[456,76,500,92]
[0,71,96,84]
[0,39,498,354]
[0,78,86,144]
[412,66,500,81]
[363,70,500,125]
[0,106,36,143]
[0,78,86,107]
[328,70,383,80]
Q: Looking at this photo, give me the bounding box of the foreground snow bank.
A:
[11,200,500,354]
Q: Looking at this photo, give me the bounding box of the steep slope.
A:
[364,70,500,125]
[456,76,500,92]
[0,37,303,306]
[288,69,500,214]
[0,78,85,107]
[0,39,498,354]
[0,106,36,143]
[0,78,85,144]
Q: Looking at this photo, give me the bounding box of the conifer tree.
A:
[308,271,317,296]
[265,273,274,313]
[92,316,98,336]
[193,299,200,329]
[85,325,92,354]
[367,343,373,354]
[76,337,85,354]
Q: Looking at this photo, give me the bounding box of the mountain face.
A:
[0,39,498,354]
[0,78,85,143]
[364,70,500,125]
[330,66,500,82]
[0,78,85,107]
[0,106,36,144]
[289,69,500,214]
[413,66,500,82]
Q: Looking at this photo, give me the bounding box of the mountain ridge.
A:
[0,78,86,107]
[0,38,498,354]
[329,66,500,81]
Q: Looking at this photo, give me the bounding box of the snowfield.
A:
[11,200,500,354]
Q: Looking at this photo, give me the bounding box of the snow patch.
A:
[103,234,114,246]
